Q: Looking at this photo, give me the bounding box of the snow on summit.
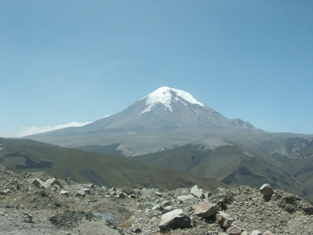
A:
[141,87,204,114]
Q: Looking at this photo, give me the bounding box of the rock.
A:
[75,189,86,197]
[87,183,94,188]
[45,178,60,187]
[151,204,162,211]
[60,190,69,196]
[259,184,273,196]
[204,191,212,198]
[83,188,91,194]
[144,202,156,209]
[263,231,274,235]
[163,206,174,214]
[251,230,262,235]
[155,191,162,197]
[131,227,142,233]
[177,195,196,202]
[217,187,228,194]
[23,213,33,223]
[215,211,234,229]
[190,185,205,199]
[108,187,115,192]
[0,189,10,195]
[225,225,242,235]
[161,200,170,206]
[159,209,191,231]
[116,190,126,198]
[194,201,219,217]
[50,185,59,192]
[241,231,249,235]
[32,178,48,189]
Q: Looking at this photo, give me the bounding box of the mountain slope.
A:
[0,137,226,191]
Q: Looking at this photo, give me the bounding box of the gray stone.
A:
[260,184,273,196]
[86,183,94,188]
[45,178,60,187]
[108,187,115,192]
[159,209,191,231]
[263,231,274,235]
[226,225,242,235]
[60,190,69,196]
[216,211,234,229]
[1,189,10,194]
[161,200,170,206]
[151,204,162,211]
[204,191,212,198]
[251,230,262,235]
[163,206,174,214]
[194,201,219,217]
[217,187,228,194]
[75,189,86,197]
[190,185,205,199]
[83,188,91,194]
[32,178,49,189]
[177,195,196,202]
[23,213,33,223]
[144,202,156,209]
[117,191,126,198]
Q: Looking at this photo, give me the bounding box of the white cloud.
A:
[16,121,91,137]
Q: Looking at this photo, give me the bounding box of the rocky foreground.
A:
[0,164,313,235]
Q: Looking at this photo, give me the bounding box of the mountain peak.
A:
[141,87,204,114]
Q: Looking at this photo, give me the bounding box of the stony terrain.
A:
[1,164,313,235]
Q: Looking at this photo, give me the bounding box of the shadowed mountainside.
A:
[0,137,226,191]
[133,143,312,201]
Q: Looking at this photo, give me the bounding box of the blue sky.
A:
[1,0,313,137]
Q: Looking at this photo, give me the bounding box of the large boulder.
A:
[194,201,219,217]
[260,184,273,196]
[159,209,191,231]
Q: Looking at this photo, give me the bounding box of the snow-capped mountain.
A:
[26,87,258,155]
[82,86,253,131]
